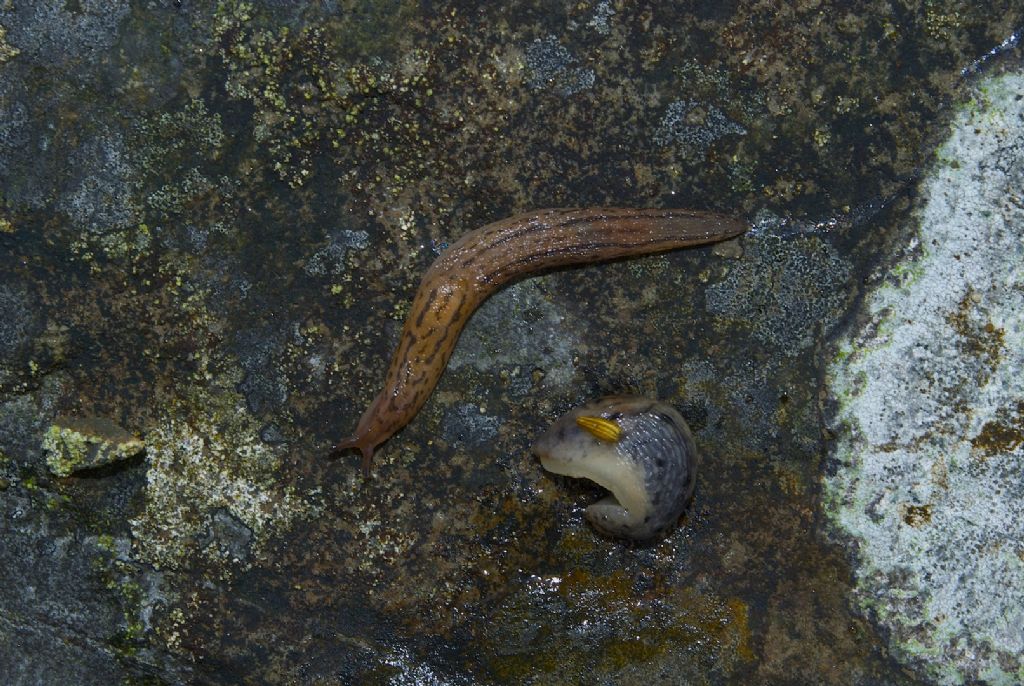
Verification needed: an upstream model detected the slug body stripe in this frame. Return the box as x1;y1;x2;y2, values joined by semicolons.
332;207;746;473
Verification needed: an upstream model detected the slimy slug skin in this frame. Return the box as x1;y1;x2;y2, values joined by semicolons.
533;396;698;542
332;208;746;474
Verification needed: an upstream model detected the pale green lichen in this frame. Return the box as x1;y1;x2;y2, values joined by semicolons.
42;417;145;477
65;97;228;270
211;0;435;190
129;379;321;575
134;98;227;219
0;23;19;65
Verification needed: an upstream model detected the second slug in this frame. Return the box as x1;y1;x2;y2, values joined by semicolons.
533;396;698;541
332;207;747;473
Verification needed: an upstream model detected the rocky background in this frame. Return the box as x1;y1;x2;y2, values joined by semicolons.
0;1;1021;684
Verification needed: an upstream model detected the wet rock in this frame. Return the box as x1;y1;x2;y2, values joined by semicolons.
707;233;853;356
524;35;596;96
0;282;41;389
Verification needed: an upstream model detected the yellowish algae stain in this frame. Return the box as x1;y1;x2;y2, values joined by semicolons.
969;400;1024;458
487;567;753;681
42;417;145;477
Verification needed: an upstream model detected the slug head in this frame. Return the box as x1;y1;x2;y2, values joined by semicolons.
330;391;390;475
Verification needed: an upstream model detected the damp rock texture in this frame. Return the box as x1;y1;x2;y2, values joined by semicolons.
824;72;1024;685
707;233;853;356
448;279;579;391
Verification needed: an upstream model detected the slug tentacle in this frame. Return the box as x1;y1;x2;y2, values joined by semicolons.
575;415;623;442
332;207;746;471
330;436;373;476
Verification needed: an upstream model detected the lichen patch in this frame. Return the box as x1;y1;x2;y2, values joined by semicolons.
129;386;319;575
824;72;1024;685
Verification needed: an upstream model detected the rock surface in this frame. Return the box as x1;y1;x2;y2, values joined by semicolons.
0;2;1021;684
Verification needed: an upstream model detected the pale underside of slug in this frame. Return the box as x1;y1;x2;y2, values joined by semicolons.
331;207;746;473
533;396;698;542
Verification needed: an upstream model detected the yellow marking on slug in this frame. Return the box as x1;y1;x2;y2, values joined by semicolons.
576;415;622;443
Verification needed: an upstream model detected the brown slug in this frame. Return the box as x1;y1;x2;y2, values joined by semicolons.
332;207;746;473
533;396;698;542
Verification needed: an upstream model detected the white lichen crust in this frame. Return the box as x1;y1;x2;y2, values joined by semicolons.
128;387;320;575
824;72;1024;685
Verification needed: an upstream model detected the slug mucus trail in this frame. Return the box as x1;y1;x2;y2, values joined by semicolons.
332;207;747;474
